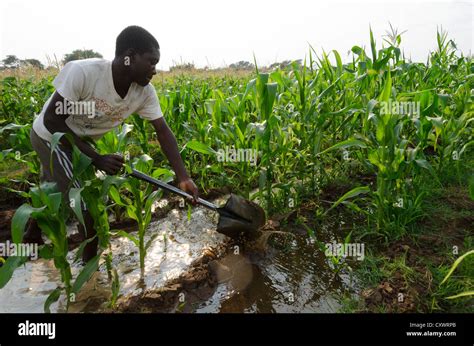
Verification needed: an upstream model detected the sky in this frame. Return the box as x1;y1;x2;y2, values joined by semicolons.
0;0;472;70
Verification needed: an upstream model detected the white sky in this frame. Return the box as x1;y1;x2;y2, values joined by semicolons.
0;0;472;70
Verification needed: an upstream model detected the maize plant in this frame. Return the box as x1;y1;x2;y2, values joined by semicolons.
108;155;173;277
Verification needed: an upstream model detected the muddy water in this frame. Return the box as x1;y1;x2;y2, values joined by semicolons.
0;200;227;313
0;196;358;313
197;219;359;313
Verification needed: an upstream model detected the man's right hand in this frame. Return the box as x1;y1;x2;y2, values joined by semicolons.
92;154;124;175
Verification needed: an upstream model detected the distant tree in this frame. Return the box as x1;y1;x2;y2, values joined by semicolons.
269;62;280;69
21;58;44;69
270;60;301;70
169;62;195;72
229;61;255;70
1;55;20;69
63;49;103;63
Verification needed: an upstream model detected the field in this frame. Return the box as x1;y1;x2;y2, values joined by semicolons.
0;29;472;313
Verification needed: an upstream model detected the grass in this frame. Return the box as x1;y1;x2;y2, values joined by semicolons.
0;65;256;86
0;159;30;179
340;184;473;313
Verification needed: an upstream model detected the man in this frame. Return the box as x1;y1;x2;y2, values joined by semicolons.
24;26;199;262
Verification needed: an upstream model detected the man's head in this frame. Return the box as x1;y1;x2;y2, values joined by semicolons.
115;26;160;86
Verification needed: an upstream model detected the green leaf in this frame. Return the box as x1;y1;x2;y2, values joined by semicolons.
264;83;278;118
440;250;474;285
71;147;93;178
446;291;474;300
351;46;364;56
39;244;54;260
428;116;444;130
414;159;439;184
326;186;371;213
0;123;26;134
73;236;98;263
369;26;377;63
69;188;85;226
258;169;266;191
185;140;216;155
115;230;139;247
109;186;126;206
49;132;72;174
133;154;154;173
344;231;352;245
459;140;474;157
102;176;127;199
152;168;174;182
317;76;343;100
36;217;61;248
367;99;378;115
318;139;367;156
235;124;245;144
72;254;100;294
3;187;29;199
469;176;474;201
44;288;61;313
0;256;28;289
118;123;134;150
145;233;160;252
11;204;46;243
414;159;433;172
47;192;63;214
126;206;139;222
332;50;343;75
144;190;162;225
379;69;392;103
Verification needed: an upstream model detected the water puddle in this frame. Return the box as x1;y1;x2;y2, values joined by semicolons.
0;201;227;313
0;195;359;313
197;217;360;313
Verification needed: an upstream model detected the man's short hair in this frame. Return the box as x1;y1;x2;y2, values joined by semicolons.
115;26;159;56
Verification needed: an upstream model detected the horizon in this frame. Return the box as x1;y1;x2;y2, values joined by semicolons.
1;0;472;70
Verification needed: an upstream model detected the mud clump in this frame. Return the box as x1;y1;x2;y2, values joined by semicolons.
116;248;221;313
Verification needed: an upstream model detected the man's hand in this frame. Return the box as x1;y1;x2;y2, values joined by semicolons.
178;178;199;205
92;154;124;175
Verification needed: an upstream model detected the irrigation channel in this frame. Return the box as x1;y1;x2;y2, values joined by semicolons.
0;194;358;313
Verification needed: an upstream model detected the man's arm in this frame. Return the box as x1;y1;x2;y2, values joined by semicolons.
43;91;124;175
150;117;199;203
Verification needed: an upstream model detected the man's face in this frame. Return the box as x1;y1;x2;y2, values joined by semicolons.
130;47;160;86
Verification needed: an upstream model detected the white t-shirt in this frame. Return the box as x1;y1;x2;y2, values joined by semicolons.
33;58;163;142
